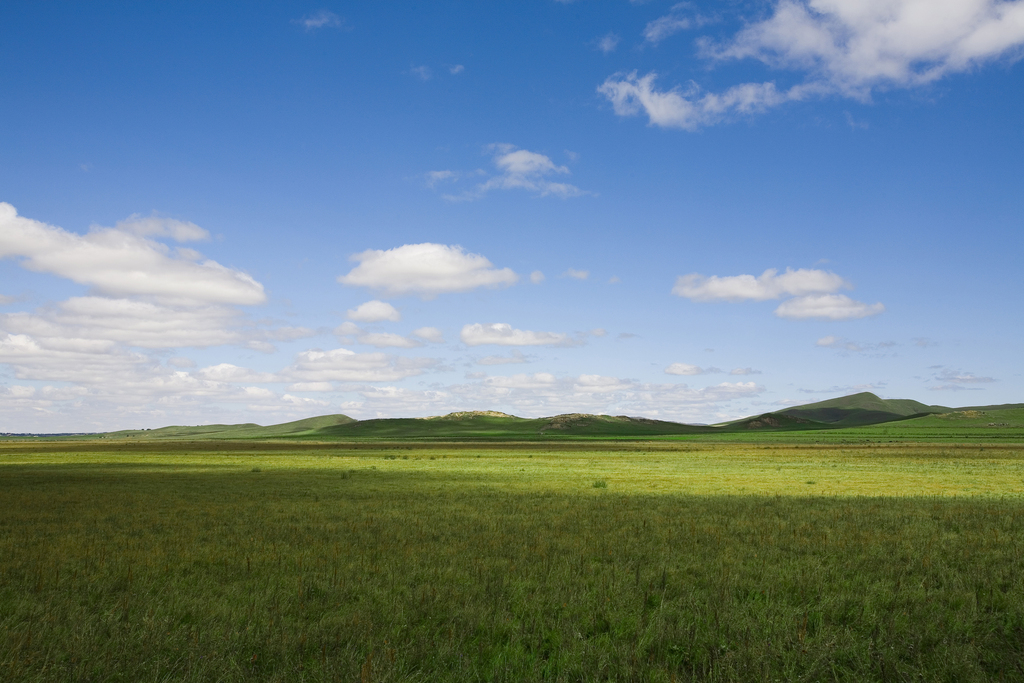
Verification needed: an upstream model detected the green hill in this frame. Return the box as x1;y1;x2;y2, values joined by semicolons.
777;392;950;427
313;411;711;440
78;394;1024;442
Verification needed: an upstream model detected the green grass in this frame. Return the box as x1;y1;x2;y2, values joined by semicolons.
2;441;1024;681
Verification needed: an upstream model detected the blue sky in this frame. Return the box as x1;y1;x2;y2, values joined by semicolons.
1;0;1022;431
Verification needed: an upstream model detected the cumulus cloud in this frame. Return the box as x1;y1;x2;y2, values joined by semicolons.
449;64;465;74
530;270;545;284
674;266;882;321
440;144;588;201
730;367;761;375
710;0;1024;96
565;268;589;280
673;267;848;301
0;203;265;305
460;323;580;347
338;243;518;298
775;294;884;320
602;0;1024;129
347;299;401;322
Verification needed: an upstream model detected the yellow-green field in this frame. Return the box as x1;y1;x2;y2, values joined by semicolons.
2;441;1024;681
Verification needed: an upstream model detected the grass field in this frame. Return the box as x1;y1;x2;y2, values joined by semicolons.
2;441;1024;681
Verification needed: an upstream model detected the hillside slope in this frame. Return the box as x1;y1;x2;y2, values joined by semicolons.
777;392;949;427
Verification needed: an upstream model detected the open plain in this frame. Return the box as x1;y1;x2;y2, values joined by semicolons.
2;439;1024;681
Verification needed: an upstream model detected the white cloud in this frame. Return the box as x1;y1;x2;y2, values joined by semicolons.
673;268;848;301
412;327;445;343
441;144;589;201
356;332;422;349
603;0;1024;129
710;0;1024;96
449;64;465;74
295;10;343;30
598;71;808;131
282;347;437;383
197;363;276;383
338;243;518;298
644;3;694;44
596;32;621;53
347;300;401;322
461;323;580;347
665;363;704;375
530;270;545;284
0;296;314;351
565;268;589;280
1;297;242;349
288;382;334;392
775;294;884;320
0;203;265;306
730;367;761;375
674;267;882;321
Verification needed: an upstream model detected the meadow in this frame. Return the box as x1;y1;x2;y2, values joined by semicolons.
2;440;1024;681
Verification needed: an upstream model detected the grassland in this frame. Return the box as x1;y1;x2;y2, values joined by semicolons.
2;440;1024;681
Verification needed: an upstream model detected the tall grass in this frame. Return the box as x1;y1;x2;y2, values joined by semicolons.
1;443;1023;681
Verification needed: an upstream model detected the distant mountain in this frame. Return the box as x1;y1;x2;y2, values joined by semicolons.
79;393;1023;441
726;392;951;430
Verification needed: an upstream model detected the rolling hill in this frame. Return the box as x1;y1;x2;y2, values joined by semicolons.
53;392;1022;441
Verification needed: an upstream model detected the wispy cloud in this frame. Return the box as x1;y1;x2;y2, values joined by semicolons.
294;10;344;31
665;363;722;376
408;65;432;81
816;336;897;353
461;323;583;348
643;3;710;44
434;144;589;201
595;32;620;53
